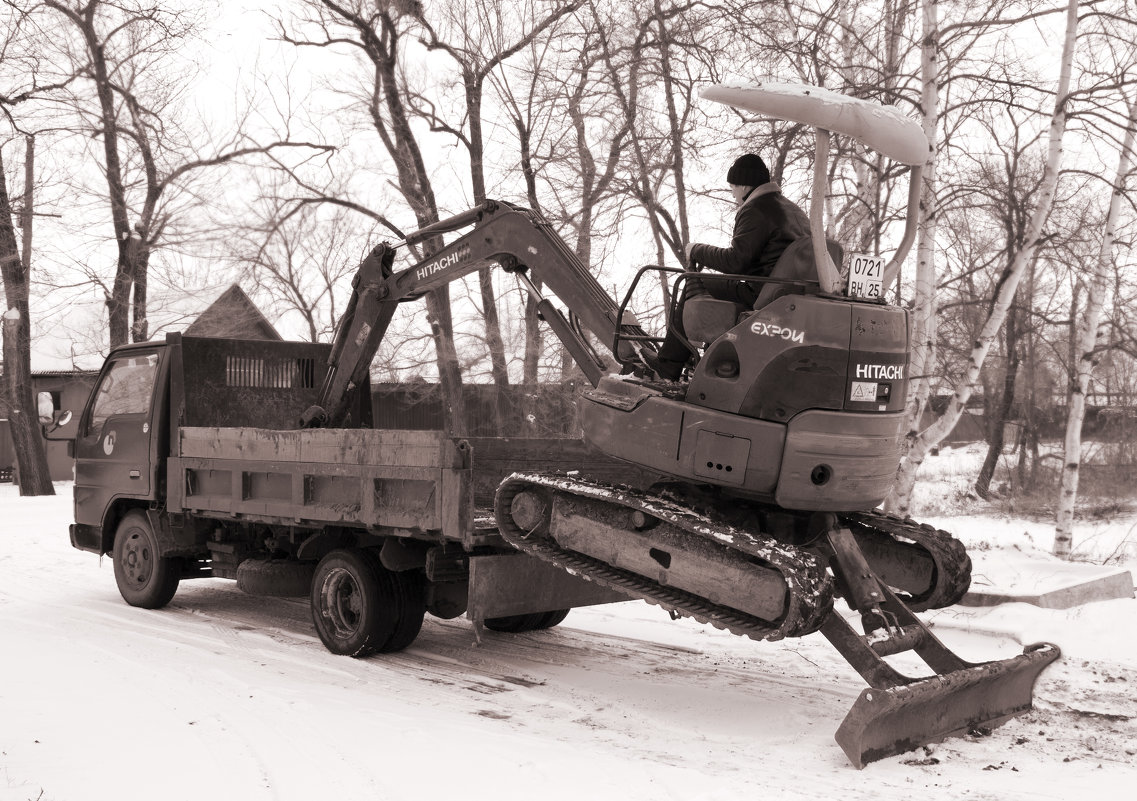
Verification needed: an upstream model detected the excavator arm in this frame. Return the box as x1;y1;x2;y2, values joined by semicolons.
301;200;650;428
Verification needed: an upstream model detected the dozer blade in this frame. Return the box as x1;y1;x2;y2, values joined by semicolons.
834;641;1060;768
819;523;1061;767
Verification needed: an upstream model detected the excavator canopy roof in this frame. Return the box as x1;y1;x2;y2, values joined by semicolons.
701;82;928;166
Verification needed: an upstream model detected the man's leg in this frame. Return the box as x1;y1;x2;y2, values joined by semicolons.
650;278;753;379
652;277;706;372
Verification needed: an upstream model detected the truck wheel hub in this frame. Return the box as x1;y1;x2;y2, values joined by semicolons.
121;533;151;585
318;567;364;635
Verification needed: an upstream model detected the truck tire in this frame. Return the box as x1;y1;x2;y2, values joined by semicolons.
536;609;570;629
310;549;425;657
112;510;180;609
237;558;316;597
361;550;426;653
484;609;570;633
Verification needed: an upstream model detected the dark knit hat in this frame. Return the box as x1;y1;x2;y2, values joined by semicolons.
726;153;770;187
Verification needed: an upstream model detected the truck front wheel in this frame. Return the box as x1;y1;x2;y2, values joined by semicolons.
112;511;180;609
311;549;425;657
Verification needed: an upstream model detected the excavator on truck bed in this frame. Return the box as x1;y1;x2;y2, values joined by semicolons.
300;82;1059;767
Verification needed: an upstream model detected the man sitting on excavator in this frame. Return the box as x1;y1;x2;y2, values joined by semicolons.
645;153;810;381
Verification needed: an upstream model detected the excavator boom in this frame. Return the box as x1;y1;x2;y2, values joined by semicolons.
302;200;649;428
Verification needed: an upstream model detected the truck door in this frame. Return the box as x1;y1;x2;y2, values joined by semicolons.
74;350;162;530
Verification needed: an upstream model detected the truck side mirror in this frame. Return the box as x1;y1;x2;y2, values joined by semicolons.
38;391;73;437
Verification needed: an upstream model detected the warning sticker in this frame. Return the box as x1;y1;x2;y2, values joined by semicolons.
850;381;878;402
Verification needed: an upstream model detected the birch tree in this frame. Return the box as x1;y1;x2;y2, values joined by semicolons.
1055;90;1137;557
890;0;1080;515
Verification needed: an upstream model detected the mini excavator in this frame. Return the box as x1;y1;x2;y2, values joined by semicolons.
304;82;1059;767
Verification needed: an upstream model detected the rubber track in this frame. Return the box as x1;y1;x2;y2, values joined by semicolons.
495;473;834;642
643;482;972;613
840;510;972;612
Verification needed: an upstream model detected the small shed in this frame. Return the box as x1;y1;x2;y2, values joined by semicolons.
184;284;282;341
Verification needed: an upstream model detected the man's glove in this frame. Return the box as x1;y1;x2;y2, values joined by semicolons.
684;242;701;270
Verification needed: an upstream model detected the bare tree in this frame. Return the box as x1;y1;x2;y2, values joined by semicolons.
1;136;53;495
230;199;370;343
412;0;582;429
283;0;478;434
0;2;75;496
47;0;331;348
490;33;558;383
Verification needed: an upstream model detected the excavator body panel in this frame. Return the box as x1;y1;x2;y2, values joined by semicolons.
581;293;909;510
580;382;786;496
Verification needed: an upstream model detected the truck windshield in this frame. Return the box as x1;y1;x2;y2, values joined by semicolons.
86;353;159;438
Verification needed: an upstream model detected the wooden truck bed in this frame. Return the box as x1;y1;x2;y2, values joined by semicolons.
167;427;482;544
166;427;660;549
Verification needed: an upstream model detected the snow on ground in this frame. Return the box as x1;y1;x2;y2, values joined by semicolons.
1;455;1135;801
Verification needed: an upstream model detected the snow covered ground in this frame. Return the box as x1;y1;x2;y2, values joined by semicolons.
2;455;1135;801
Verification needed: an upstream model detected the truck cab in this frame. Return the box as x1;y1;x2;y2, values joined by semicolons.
70;343;168;554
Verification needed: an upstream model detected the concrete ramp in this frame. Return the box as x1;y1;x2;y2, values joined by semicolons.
961;551;1134;609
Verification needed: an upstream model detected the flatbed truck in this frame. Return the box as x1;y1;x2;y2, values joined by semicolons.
57;333;632;655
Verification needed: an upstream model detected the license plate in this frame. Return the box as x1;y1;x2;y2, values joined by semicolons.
848;254;885;299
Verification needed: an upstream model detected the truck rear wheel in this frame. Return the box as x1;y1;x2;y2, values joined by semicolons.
310;549;425;657
536;609;571;629
361;550;426;653
112;511;180;609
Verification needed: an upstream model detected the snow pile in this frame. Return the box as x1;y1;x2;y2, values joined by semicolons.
1;467;1134;801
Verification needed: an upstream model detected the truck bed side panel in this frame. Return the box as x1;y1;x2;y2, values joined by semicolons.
168;427;471;537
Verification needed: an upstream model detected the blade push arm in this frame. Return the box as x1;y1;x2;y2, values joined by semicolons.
302;200;648;428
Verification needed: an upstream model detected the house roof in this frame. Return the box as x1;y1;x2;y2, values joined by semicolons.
31;370;98;378
184;284;282;341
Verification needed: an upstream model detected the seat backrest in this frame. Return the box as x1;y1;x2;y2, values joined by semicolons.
753;237;843;308
682;297;749;346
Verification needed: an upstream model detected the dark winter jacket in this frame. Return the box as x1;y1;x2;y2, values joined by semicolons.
688;183;810;277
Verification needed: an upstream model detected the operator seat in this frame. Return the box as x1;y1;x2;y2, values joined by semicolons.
682;237;843;346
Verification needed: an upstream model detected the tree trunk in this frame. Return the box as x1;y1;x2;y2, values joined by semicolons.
889;0;940;515
364;9;467;436
130;236;150;342
975;299;1019;499
426;292;468;438
514;115;544;385
654;0;689;247
1054;91;1137;557
465;72;510;434
0;140;53;496
47;1;137;347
